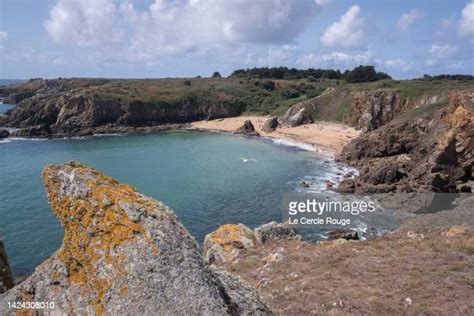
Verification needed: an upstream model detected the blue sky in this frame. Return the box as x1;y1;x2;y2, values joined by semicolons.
0;0;473;79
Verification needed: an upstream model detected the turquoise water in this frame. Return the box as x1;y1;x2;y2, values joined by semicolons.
0;131;323;278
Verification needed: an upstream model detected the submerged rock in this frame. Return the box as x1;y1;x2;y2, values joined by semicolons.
262;117;278;133
0;161;271;315
0;240;14;294
235;120;259;136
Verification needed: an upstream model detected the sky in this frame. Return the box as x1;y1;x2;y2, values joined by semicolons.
0;0;473;79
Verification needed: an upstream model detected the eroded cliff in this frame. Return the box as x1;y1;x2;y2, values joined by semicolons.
338;90;473;193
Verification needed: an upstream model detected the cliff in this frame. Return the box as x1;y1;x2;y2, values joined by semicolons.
0;79;244;137
338;90;473;193
0;77;334;137
0;161;271;315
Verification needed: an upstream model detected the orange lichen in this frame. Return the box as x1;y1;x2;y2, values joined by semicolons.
208;224;254;252
40;162;162;313
119;286;127;296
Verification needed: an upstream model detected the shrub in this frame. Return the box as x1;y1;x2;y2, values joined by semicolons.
261;79;275;91
281;88;300;99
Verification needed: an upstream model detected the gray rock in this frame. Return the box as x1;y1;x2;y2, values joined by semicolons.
281;105;312;127
235;120;259;136
327;229;359;240
0;240;14;294
262;117;278;133
0;161;271;315
254;222;299;244
0;129;9;139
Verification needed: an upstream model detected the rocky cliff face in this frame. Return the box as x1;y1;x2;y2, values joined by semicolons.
0;241;14;294
348;89;448;132
338;90;473;193
0;162;271;315
0;79;242;137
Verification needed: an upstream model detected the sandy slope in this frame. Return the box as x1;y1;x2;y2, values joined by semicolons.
190;116;359;156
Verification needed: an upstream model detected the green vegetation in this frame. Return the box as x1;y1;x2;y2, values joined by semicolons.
230;65;391;83
342;65;390;83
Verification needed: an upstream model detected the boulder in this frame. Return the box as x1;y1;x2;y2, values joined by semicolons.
262;116;278;133
0;161;271;315
235;120;259;136
254;222;299;244
0;240;14;294
0;129;9;139
281;106;312;127
204;224;256;264
327;229;359;241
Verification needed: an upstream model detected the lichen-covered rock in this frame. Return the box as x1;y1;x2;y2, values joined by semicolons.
213;269;273;315
254;222;299;244
235;120;259;136
262;117;278;133
0;161;271;315
0;240;14;294
204;224;256;264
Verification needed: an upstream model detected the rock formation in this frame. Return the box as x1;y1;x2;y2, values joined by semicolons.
235;120;259;136
0;79;243;138
0;129;9;139
280;105;312;127
262;117;278;133
0;240;14;294
204;224;256;265
0;161;271;315
204;222;299;264
254;222;298;244
338;90;473;193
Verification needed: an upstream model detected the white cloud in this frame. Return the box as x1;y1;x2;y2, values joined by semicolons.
320;5;366;48
315;0;331;8
296;49;374;69
376;58;413;72
44;0;124;46
0;31;7;51
396;9;423;33
246;45;295;67
459;0;474;39
429;44;457;58
122;0;319;59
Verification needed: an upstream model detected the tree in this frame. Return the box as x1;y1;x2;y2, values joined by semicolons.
212;72;222;78
343;65;391;83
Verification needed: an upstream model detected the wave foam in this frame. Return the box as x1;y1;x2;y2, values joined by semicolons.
270;138;318;151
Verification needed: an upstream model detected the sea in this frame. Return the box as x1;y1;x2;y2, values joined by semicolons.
0;79;397;279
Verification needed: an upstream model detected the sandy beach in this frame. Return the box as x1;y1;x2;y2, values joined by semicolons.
190;116;360;156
